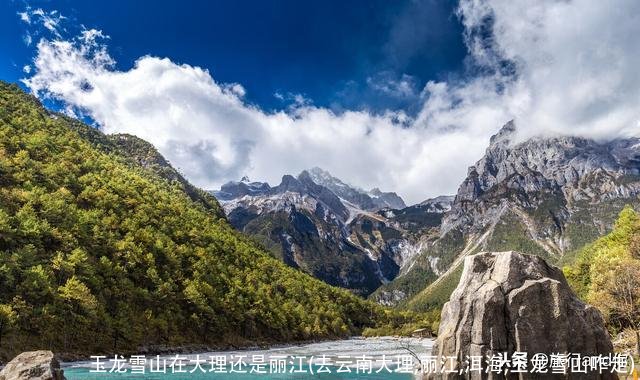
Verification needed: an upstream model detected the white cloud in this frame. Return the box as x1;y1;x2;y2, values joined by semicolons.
18;11;31;24
455;0;640;141
38;9;64;35
223;83;246;98
366;72;418;99
273;91;312;109
24;35;479;203
21;0;640;204
79;28;109;45
19;7;66;45
26;8;65;36
23;33;32;46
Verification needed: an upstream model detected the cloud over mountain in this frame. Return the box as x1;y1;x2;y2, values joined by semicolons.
456;0;640;141
21;0;640;204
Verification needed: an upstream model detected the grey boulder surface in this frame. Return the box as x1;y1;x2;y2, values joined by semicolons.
0;351;64;380
429;251;615;379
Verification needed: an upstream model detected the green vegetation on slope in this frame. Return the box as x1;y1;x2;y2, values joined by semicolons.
241;210;382;296
559;198;640;266
565;205;640;299
565;206;640;354
483;211;550;260
405;262;463;313
61;115;224;217
0;82;392;361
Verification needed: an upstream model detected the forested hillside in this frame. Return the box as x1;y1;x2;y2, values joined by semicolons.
565;206;640;354
0;82;392;361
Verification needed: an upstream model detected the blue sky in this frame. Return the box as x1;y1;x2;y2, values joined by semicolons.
3;0;639;203
1;0;466;114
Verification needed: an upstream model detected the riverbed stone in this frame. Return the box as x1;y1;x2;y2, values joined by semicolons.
0;351;65;380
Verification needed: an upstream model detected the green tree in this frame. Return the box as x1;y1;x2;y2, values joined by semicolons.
0;304;16;348
589;258;640;356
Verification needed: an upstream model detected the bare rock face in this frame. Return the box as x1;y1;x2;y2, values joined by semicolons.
430;251;615;379
442;121;640;238
0;351;65;380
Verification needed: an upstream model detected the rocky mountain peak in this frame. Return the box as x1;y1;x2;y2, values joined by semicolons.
210;167;427;295
374;125;640;309
418;195;454;213
276;174;306;193
214;177;271;201
488;119;516;148
435;123;640;264
368;189;406;210
369;187;383;196
296;169;319;188
305;167;406;211
307;167;336;183
482;133;638;199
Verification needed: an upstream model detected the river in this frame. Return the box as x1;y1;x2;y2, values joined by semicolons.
63;336;434;379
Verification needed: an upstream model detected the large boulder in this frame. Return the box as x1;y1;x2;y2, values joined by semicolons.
0;351;64;380
429;251;615;379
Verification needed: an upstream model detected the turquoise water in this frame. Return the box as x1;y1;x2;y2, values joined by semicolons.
64;366;412;379
62;337;431;380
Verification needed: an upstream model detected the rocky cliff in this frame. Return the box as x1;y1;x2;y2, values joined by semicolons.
382;122;640;309
443;120;640;243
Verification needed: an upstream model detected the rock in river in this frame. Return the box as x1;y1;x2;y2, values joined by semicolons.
0;351;64;380
428;251;615;379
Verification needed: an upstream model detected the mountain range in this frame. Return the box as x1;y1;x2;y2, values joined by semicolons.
212;121;640;311
212;167;436;295
6;72;639;363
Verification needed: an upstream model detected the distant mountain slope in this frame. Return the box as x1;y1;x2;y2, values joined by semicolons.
212;169;448;296
213;172;384;295
306;167;406;210
379;121;640;310
0;82;390;361
212;120;640;309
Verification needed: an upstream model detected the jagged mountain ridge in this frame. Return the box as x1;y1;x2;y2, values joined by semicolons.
376;121;640;310
443;120;640;241
212;169;448;296
306;167;406;211
212;121;640;306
